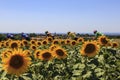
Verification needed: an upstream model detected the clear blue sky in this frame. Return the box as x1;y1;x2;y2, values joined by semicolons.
0;0;120;33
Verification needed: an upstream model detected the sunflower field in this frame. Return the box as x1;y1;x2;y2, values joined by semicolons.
0;32;120;80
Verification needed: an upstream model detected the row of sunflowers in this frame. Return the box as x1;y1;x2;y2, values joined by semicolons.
0;35;120;80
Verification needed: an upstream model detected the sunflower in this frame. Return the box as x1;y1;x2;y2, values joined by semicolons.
30;45;37;50
42;40;48;45
34;49;41;59
1;51;11;58
22;40;29;47
65;39;71;45
60;39;65;45
98;36;109;46
77;37;84;43
112;42;119;48
80;41;100;57
9;41;20;49
46;37;53;42
39;50;53;61
52;39;60;45
53;47;67;59
71;40;77;46
49;44;59;51
30;40;36;45
24;50;31;56
2;49;31;76
36;41;41;47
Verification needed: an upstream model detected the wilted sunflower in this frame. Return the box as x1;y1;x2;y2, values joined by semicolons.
53;47;67;59
39;50;53;61
34;49;41;59
9;41;20;49
112;42;119;48
98;36;109;46
80;41;100;57
2;49;31;76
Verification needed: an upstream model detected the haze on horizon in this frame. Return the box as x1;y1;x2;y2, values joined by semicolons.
0;0;120;33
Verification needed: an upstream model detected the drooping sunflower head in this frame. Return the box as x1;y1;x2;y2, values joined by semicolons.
2;49;31;76
9;41;20;49
39;50;53;61
53;47;67;59
80;41;100;57
98;36;109;46
34;49;41;59
112;42;119;48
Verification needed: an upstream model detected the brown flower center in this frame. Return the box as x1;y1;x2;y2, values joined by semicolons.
84;44;96;54
56;49;64;56
9;55;24;69
11;43;18;48
42;52;51;59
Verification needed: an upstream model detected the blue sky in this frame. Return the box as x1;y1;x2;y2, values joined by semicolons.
0;0;120;33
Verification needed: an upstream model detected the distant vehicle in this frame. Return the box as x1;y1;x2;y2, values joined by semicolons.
7;33;14;39
21;33;30;40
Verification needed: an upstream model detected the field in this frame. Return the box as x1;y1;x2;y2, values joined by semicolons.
0;32;120;80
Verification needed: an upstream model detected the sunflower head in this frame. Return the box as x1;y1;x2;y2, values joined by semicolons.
2;49;31;76
24;50;31;56
9;41;20;49
36;41;41;46
98;36;109;46
49;44;59;51
112;42;119;48
80;41;100;57
77;37;84;43
60;40;65;45
42;40;48;45
30;40;36;45
52;39;60;45
30;45;37;50
71;40;77;46
22;40;29;47
47;37;53;42
65;39;71;44
34;49;41;59
39;50;53;61
53;47;67;59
